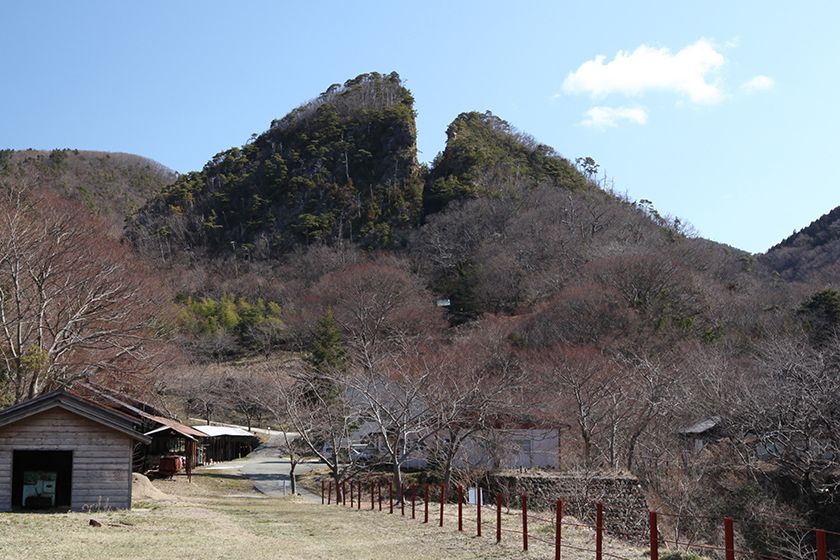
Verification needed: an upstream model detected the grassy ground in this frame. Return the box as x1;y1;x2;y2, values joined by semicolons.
0;467;648;560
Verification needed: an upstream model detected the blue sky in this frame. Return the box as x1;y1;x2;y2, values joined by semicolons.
1;1;837;253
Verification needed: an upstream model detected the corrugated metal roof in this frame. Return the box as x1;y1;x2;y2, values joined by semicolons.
144;425;198;441
192;425;254;438
147;415;207;438
678;416;722;435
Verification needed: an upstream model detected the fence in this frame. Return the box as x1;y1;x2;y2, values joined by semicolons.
319;478;840;560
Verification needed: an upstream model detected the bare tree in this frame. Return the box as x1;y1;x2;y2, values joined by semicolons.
0;187;164;403
347;342;441;501
424;322;522;489
262;364;361;501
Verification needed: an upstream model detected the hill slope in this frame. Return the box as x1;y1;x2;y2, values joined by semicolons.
762;205;840;281
424;111;588;214
131;72;423;260
0;149;175;230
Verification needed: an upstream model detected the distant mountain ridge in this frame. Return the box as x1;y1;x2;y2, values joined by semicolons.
762;204;840;281
0;149;175;230
130;72;424;259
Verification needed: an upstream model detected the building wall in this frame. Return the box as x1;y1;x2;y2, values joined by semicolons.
457;429;560;469
0;407;133;512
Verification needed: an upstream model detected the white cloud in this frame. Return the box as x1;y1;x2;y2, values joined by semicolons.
724;36;741;49
742;74;775;93
581;106;649;128
562;39;725;104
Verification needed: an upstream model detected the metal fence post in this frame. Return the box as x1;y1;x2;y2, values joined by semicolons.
649;511;658;560
439;483;446;527
327;481;332;505
321;480;325;505
596;502;603;560
477;487;482;537
378;479;382;511
342;480;346;506
370;481;375;510
817;529;827;560
724;517;735;560
401;484;405;516
522;495;528;551
424;484;430;523
389;480;394;514
555;499;563;560
412;484;417;519
496;492;502;543
350;480;353;507
458;485;463;532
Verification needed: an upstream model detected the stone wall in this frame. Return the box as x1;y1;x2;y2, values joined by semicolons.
490;471;650;542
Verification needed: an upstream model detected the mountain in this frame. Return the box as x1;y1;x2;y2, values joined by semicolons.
0;149;175;230
762;205;840;282
130;72;423;260
423;111;588;214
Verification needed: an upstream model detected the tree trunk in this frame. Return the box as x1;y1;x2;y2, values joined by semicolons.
333;470;342;503
442;447;456;492
392;461;403;503
289;461;297;495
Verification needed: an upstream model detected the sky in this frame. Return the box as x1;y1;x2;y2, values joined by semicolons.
1;1;838;253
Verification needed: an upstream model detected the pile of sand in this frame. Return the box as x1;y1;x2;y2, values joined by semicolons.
132;473;171;501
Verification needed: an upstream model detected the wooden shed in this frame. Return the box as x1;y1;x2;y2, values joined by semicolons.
0;389;151;512
192;425;259;462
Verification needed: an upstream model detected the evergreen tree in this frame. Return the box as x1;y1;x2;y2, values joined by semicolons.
307;309;347;372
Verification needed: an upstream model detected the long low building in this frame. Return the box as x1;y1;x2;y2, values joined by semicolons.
192;425;259;462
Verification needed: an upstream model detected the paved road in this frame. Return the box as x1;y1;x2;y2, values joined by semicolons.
206;433;323;501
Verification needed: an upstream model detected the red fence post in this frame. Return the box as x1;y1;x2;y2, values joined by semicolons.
342;480;346;506
327;481;332;505
724;517;735;560
412;484;417;519
350;480;354;507
389;480;394;514
439;483;446;527
522;494;529;551
378;479;382;511
555;499;563;560
595;502;603;560
649;511;659;560
321;480;325;505
424;484;430;523
370;481;375;510
458;485;463;532
817;529;827;560
477;487;482;537
496;492;503;543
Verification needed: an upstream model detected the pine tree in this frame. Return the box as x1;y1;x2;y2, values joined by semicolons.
307;309;347;372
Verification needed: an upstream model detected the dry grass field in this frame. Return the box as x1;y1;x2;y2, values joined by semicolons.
0;468;647;560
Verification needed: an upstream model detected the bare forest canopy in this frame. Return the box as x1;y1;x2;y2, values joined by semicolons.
762;204;840;282
0;148;176;232
3;70;840;555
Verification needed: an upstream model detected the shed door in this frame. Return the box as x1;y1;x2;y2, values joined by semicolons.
12;450;73;509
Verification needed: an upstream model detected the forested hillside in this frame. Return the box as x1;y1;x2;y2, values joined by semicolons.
131;72;423;260
3;70;840;556
763;205;840;281
423;111;588;214
0;148;175;230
